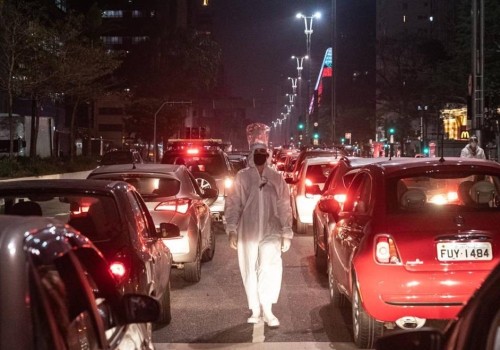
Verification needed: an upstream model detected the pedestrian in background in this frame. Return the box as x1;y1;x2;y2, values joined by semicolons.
461;136;486;159
225;142;293;328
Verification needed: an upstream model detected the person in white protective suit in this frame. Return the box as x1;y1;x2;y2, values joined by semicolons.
225;142;293;328
460;135;486;159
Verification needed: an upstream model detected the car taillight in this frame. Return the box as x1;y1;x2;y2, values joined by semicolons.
187;148;199;155
224;177;233;189
109;252;130;285
375;235;401;264
333;193;347;203
155;199;190;214
305;178;313;187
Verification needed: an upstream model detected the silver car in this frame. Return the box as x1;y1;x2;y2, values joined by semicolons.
88;163;218;282
0;215;160;350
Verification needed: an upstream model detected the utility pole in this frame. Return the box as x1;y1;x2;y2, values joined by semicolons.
471;0;484;144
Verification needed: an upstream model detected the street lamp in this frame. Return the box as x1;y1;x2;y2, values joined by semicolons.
291;55;308;79
153;101;170;164
296;11;321;137
288;77;298;94
286;93;296;104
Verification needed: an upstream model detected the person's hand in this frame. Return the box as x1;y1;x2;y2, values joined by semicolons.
282;238;291;252
228;232;238;250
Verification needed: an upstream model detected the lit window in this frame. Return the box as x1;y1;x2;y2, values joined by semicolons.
403;15;406;23
429;16;434;22
102;10;123;18
55;0;67;11
132;36;149;44
100;36;123;45
203;0;209;5
132;10;142;17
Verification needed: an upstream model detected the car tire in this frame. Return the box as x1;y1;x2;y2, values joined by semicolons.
201;225;216;262
192;172;218;206
156;281;172;325
352;279;384;349
184;238;201;282
314;224;327;273
327;257;347;307
296;219;308;235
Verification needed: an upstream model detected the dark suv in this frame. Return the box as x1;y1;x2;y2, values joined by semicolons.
0;179;174;325
161;139;235;223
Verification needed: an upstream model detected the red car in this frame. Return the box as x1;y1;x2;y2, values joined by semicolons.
326;157;500;348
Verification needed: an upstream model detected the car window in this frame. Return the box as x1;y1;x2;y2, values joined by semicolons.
187;170;204;196
31;257;101;350
343;173;372;214
163;154;227;175
388;173;500;213
126;191;151;238
0;194;121;242
305;164;336;184
101;151;133;165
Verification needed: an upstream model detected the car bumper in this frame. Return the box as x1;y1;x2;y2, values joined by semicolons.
356;267;491;322
296;195;320;224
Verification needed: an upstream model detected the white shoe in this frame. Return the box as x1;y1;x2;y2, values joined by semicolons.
263;314;280;327
247;315;261;324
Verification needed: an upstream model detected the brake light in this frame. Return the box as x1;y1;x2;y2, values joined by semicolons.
155;199;190;214
71;205;90;216
110;262;126;278
187;148;199;155
375;235;401;264
224;177;233;189
333;194;347;203
305;178;313;187
447;191;458;201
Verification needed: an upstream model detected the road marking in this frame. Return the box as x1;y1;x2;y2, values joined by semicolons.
252;320;265;343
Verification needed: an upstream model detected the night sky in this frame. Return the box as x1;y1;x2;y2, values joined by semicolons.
212;0;333;105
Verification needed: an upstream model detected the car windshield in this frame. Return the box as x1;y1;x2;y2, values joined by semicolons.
162;154;227;176
101;152;133;165
0;193;121;241
305;164;336;184
387;173;500;213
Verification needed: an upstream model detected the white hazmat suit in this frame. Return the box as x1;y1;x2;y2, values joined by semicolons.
225;143;293;326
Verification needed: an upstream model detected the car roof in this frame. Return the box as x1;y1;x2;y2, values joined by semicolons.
303;156;340;165
91;163;181;176
0;178;127;192
362;157;500;176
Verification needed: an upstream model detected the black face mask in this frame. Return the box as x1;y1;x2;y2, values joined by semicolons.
253;153;268;166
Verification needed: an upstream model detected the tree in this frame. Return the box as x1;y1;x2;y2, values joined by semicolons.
0;0;44;158
51;14;122;161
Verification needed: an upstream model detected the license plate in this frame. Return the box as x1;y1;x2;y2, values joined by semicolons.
437;242;492;261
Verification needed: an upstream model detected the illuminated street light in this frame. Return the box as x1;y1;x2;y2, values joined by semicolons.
288;77;298;94
296;11;321;137
286;93;296;104
291;55;308;79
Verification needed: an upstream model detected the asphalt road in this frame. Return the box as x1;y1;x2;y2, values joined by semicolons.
152;228;360;350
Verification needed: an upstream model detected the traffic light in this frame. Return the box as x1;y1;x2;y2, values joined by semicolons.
388;127;395;135
341;137;345;144
298;122;304;130
313;133;319;139
423;147;429;155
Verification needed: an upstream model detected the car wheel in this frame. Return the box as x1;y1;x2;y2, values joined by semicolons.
156;281;172;325
201;226;216;262
193;172;218;206
327;257;346;307
184;238;201;282
296;219;308;235
352;279;384;348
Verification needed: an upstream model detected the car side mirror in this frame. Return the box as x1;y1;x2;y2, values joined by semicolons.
158;223;180;239
318;197;340;214
121;294;160;324
375;328;444;350
202;188;218;199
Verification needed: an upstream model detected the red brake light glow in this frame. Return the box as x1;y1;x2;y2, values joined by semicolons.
333;194;347;203
305;178;313;187
155;199;190;214
110;261;127;282
187;148;199;155
375;235;401;264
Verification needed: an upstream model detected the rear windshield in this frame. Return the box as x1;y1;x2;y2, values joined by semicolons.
387;173;500;213
91;175;181;199
305;164;336;183
0;193;121;241
100;152;133;165
162;154;227;175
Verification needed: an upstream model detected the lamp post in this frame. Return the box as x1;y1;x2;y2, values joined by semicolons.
288;77;298;95
296;11;321;139
291;55;308;79
153;101;170;164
